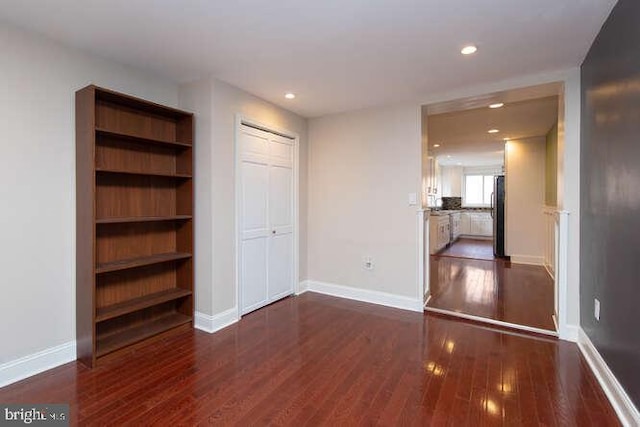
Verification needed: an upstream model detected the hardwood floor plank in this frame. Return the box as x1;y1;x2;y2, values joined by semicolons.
0;293;619;426
436;237;495;260
427;254;556;331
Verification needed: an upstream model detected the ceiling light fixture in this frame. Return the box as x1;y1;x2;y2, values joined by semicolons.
433;144;440;148
489;103;504;109
488;129;500;134
461;45;478;55
284;92;296;99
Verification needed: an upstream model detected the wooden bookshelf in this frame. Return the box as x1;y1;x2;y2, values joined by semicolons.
96;288;192;322
95;167;192;179
95;252;193;274
96;312;192;357
95;127;193;148
76;85;194;367
96;215;192;224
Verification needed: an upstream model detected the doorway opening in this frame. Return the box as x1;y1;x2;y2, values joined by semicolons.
421;83;562;336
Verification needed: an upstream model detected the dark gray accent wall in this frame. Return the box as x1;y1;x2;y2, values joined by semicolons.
581;0;640;408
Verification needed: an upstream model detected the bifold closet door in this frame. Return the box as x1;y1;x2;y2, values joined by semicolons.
239;125;294;315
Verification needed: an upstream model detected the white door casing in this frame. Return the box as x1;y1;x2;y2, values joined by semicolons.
237;120;298;316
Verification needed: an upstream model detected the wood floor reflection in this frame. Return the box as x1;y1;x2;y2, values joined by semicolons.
436;237;495;261
427;254;556;331
0;293;617;425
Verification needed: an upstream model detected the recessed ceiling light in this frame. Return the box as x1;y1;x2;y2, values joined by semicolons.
461;45;478;55
489;103;504;109
284;92;296;99
433;144;440;148
488;129;500;134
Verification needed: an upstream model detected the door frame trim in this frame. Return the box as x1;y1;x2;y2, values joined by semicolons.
234;115;300;316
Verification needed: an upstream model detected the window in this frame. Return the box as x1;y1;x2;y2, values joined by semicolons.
464;174;494;206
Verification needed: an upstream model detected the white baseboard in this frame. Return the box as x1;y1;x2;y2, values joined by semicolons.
424;294;432;307
510;254;544;266
307;280;423;313
194;307;239;334
296;280;310;295
0;341;76;388
544;263;555;280
458;234;492;241
578;328;640;426
559;324;579;342
424;306;558;337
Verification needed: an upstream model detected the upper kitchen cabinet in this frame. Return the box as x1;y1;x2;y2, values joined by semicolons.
425;156;442;196
440;165;464;197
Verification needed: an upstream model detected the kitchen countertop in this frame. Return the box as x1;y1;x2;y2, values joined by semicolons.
429;209;491;216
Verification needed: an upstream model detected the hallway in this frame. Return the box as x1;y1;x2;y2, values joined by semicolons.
426;245;556;333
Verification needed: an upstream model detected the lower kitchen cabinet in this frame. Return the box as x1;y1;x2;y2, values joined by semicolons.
429;215;450;254
461;212;493;237
450;213;461;241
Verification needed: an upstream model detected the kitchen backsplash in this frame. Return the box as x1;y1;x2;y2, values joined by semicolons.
440;197;491;212
441;197;461;209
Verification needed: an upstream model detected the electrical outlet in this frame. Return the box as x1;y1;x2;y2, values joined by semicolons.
594;298;600;321
363;256;374;271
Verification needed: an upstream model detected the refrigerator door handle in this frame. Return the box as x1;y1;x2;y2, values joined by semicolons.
490;192;494;218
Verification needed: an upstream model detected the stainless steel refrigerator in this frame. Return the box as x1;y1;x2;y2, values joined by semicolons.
492;175;506;257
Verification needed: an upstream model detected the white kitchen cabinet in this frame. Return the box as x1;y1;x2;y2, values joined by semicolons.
461;212;493;237
460;212;470;235
478;215;493;236
440;166;464;197
429;215;450;254
426;157;441;196
450;213;461;241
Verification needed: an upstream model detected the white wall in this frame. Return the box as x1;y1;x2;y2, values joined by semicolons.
505;137;546;264
307;104;422;300
178;80;214;315
0;23;179;365
421;107;430;207
179;77;308;317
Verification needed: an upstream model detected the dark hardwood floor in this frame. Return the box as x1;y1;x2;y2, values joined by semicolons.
436;238;495;261
0;293;617;426
427;255;556;332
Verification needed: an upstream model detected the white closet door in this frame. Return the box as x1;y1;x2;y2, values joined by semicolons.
239;125;294;315
268;134;294;301
239;126;270;314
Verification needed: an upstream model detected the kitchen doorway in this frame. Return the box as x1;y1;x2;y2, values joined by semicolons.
421;84;560;336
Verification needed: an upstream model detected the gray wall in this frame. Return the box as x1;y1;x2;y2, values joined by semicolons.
581;0;640;407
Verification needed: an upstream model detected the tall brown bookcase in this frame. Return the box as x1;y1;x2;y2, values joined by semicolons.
76;85;194;367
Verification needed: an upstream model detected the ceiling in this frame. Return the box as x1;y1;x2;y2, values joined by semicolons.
0;0;616;117
428;95;558;166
